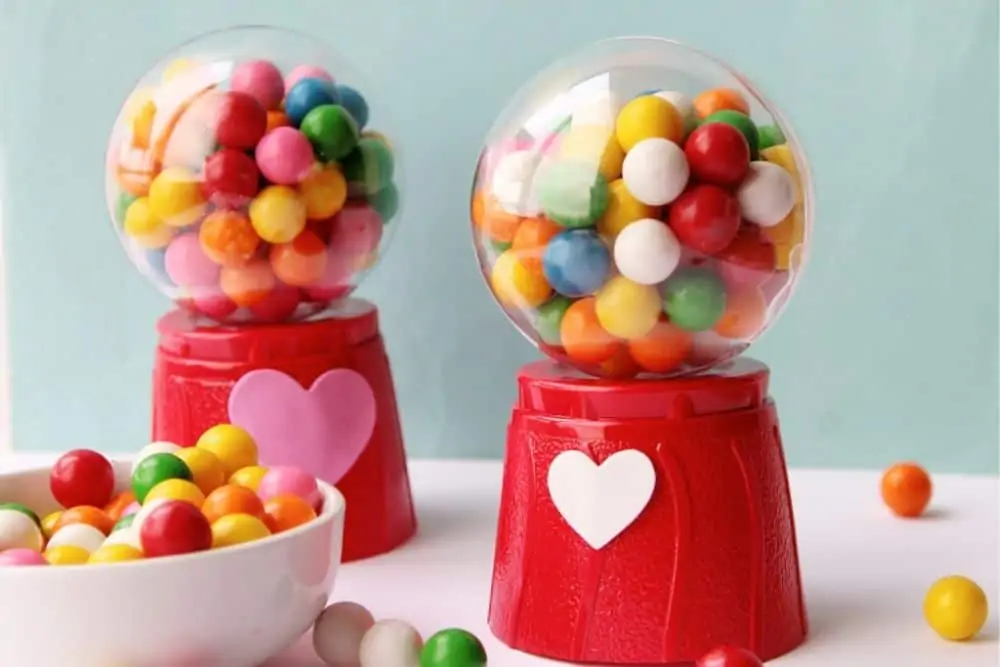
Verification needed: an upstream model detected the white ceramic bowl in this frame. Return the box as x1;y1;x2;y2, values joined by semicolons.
0;461;345;667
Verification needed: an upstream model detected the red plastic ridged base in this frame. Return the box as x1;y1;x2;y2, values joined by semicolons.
488;359;807;664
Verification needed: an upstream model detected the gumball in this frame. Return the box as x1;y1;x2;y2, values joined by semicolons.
597;178;660;239
54;506;115;536
199;210;260;268
190;293;239;321
758;124;786;151
140;500;212;557
615;94;684;151
714;287;767;339
263;495;318;533
491;250;552;309
116;191;139;224
628;318;694;373
313;601;376;667
337;84;370;129
683;123;750;186
202;485;267;525
476;194;522;244
621;138;689;206
104;490;137;522
330;203;383;256
201;148;260;209
736;161;796;227
230;59;285;110
715;225;777;290
132;441;181;474
40;511;62;539
50;449;115;509
359;620;423;667
299;165;348;220
0;502;40;527
701;110;760;159
0;509;44;552
131;452;193;504
301;105;359;162
693;88;750;120
490;150;545;216
131;498;169;533
667;185;742;255
613;218;681;285
560;297;618;365
165;233;221;287
249;185;308;242
267;110;290;133
695;645;763;667
113;514;136;533
285;77;341;127
270;230;328;286
229;465;269;492
47;523;106;554
210;513;272;549
214;91;268;150
881;462;933;518
558;124;625;182
511;217;562;269
420;628;488;667
286;65;334;93
220;259;278;307
248;283;302;322
44;544;91;566
595;276;661;340
542;229;611;297
101;527;143;552
173;447;227;496
341;137;394;196
145;479;207;508
662;267;727;332
758;145;804;270
258;466;322;508
255;128;316;186
0;549;47;566
196;424;259;477
89;543;144;564
123;197;174;249
653;90;697;133
924;576;989;641
537;160;610;228
148;166;207;228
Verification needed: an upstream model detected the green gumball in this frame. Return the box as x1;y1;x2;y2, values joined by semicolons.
534;296;573;345
342;137;395;196
701;110;760;159
131;453;192;503
113;514;135;533
537;160;609;228
0;502;40;527
116;192;138;226
758;123;787;151
662;267;727;332
369;182;399;223
301;104;359;162
420;628;488;667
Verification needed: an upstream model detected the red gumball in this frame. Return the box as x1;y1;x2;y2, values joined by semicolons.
696;645;764;667
201;148;260;209
715;225;777;290
248;282;302;322
668;184;741;255
214;91;267;150
140;500;212;558
684;122;750;186
50;449;115;509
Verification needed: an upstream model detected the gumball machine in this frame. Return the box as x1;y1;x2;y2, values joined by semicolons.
105;26;415;562
473;38;813;663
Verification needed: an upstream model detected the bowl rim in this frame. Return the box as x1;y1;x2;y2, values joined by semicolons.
0;460;345;573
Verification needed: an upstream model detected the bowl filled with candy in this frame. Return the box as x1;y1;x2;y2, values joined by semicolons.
471;37;813;378
106;26;401;324
0;425;345;667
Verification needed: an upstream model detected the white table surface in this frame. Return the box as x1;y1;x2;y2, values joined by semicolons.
3;453;999;666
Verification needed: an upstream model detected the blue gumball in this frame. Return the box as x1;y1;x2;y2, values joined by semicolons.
284;77;341;126
336;84;369;129
542;229;611;298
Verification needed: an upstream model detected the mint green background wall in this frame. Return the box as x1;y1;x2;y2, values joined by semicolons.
1;0;996;472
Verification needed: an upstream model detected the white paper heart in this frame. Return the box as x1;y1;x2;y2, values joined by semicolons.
547;449;656;550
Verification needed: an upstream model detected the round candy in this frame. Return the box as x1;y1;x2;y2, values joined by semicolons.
490;250;551;309
210;513;271;549
101;526;143;552
370;182;400;223
337;85;370;129
558;124;625;182
249;283;302;322
139;500;212;557
201;148;260;210
220;259;277;307
924;576;989;641
693;88;750;120
653;90;697;132
229;465;269;492
301;105;360;161
132;441;181;474
54;505;115;536
89;543;144;564
542;229;611;297
131;498;169;532
132;453;192;503
490;150;545;216
595;276;661;340
537;160;610;228
534;296;573;345
196;424;259;477
695;645;763;667
214;91;267;150
123;197;174;249
684;122;750;186
597;178;660;239
44;544;91;566
230;59;285;110
145;478;206;508
50;449;115;509
199;210;260;268
40;511;62;539
258;466;322;508
420;628;488;667
560;297;618;365
255;128;316;186
662;267;727;332
510;217;561;270
285;77;340;127
148;167;206;228
701;110;760;159
313;601;376;667
0;502;40;527
342;137;394;196
715;225;777;290
621;138;689;206
613;218;681;285
758;124;786;151
202;484;267;524
881;462;933;518
113;514;136;533
300;165;348;220
714;287;767;340
628;318;694;373
0;548;47;566
359;620;423;667
0;509;45;552
286;65;334;93
173;446;227;495
667;185;742;255
47;523;106;554
615;95;684;151
267;110;291;132
264;495;318;533
105;490;137;522
249;185;308;243
165;233;220;287
270;230;328;287
736;162;796;227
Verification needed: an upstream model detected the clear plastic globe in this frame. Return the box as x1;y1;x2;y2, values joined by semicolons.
471;37;813;379
106;26;401;324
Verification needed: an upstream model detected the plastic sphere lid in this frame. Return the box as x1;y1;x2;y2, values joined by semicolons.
105;26;402;325
470;37;813;379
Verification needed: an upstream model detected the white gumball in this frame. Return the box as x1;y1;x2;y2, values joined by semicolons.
613;218;682;285
0;509;44;553
131;441;181;474
490;150;546;216
654;90;697;132
102;527;142;551
47;524;105;554
571;90;622;129
622;138;689;206
737;161;796;227
313;601;376;667
359;619;423;667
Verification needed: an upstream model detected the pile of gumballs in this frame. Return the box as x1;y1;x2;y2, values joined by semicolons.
473;85;806;378
109;57;399;324
0;424;324;565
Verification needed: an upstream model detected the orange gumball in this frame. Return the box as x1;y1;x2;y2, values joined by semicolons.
264;495;318;533
881;463;933;518
199;210;260;268
511;217;562;270
560;297;619;365
270;230;328;286
693;87;750;119
266;110;290;133
104;490;137;522
628;318;694;373
480;195;523;243
55;506;115;536
714;287;768;340
220;259;276;307
471;190;487;229
202;484;267;525
595;345;641;379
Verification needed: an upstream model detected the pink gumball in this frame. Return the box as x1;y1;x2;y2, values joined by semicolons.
302;246;354;303
230;59;285;111
329;203;383;257
248;282;301;322
255;127;316;185
193;292;239;322
258;466;321;508
285;65;334;93
0;549;47;566
165;234;221;287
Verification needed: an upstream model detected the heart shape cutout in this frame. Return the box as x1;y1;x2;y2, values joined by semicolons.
547;449;656;550
228;369;376;484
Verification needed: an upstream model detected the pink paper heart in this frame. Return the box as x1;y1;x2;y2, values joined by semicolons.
228;369;376;484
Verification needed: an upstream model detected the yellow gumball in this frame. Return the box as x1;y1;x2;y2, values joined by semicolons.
597;179;660;240
759;144;805;270
249;186;307;243
44;545;90;566
299;166;348;220
196;424;259;478
89;544;144;564
491;250;552;309
145;479;206;508
615;95;684;152
161;58;197;83
123;197;174;249
924;575;989;641
558;125;625;182
595;276;661;340
229;465;269;492
174;447;227;495
41;511;63;540
211;514;272;549
148;166;206;228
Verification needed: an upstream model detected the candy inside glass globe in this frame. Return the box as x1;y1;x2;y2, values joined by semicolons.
106;26;401;324
471;37;812;379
